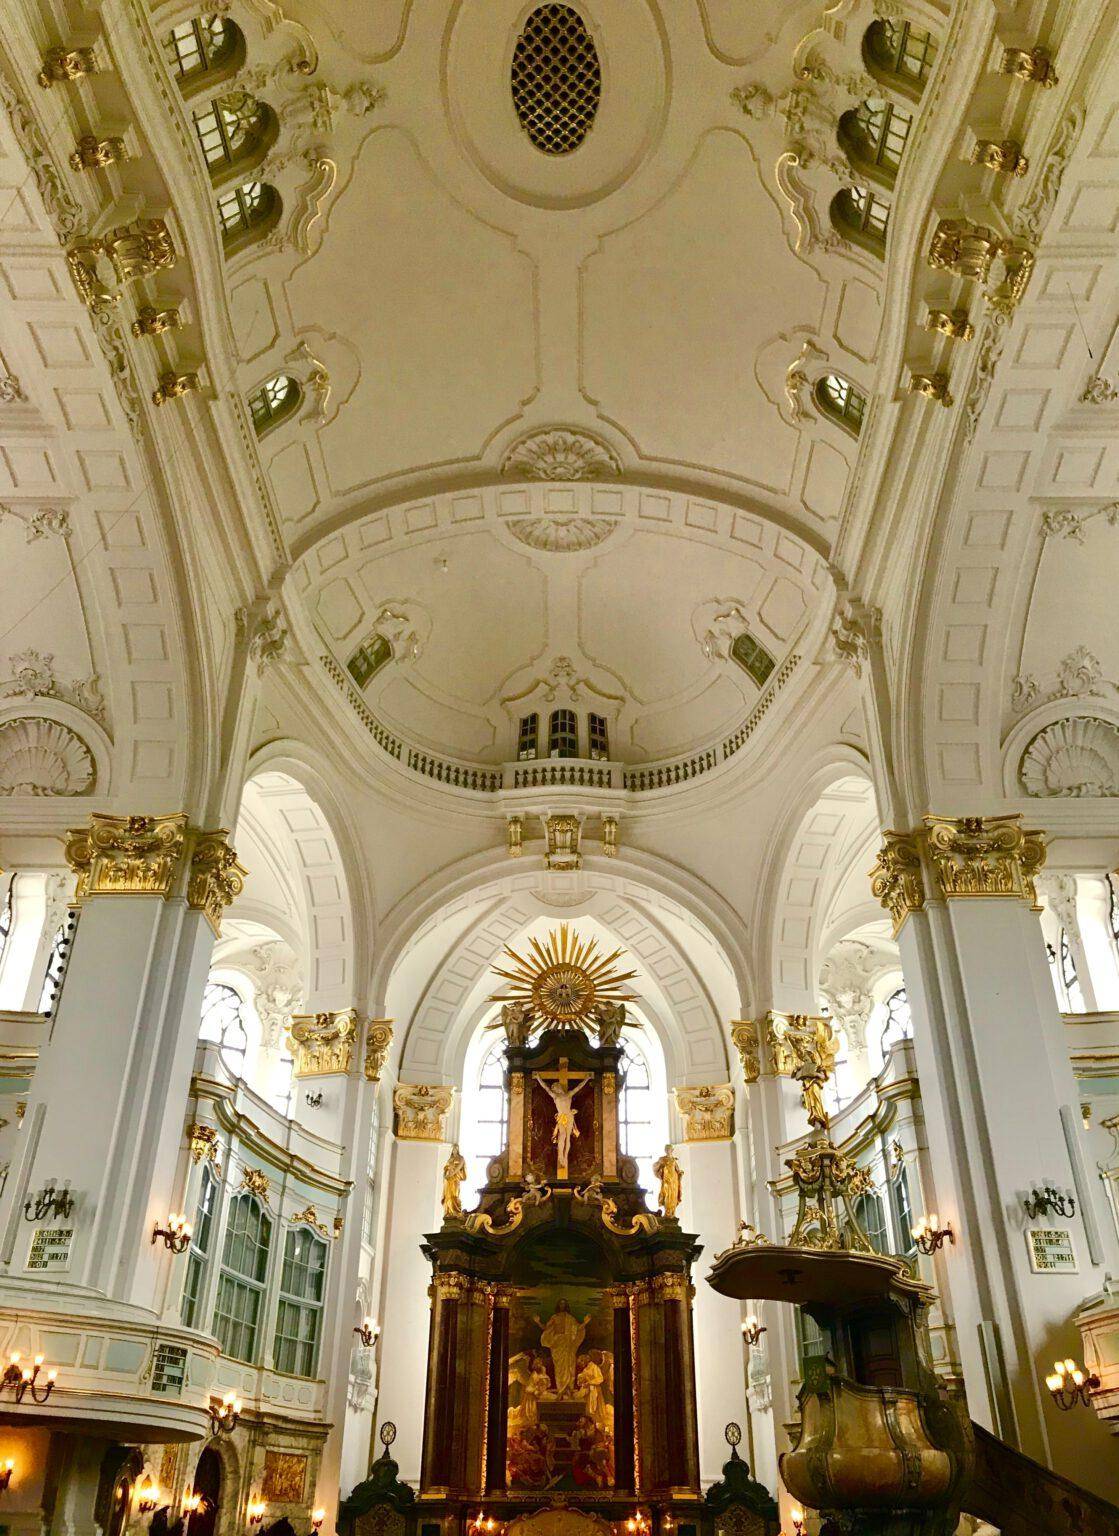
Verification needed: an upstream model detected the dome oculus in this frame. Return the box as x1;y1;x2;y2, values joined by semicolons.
511;5;601;156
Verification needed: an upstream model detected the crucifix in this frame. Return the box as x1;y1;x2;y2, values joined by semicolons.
535;1058;593;1178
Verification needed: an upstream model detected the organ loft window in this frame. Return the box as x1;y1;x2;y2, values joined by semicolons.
588;713;609;760
511;5;601;155
216;180;280;252
548;708;579;759
191;92;275;182
518;713;539;760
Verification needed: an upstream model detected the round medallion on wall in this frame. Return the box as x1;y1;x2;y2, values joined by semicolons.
444;0;668;209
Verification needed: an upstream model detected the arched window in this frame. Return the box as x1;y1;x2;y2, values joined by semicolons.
181;1164;218;1328
518;713;539;760
37;920;69;1014
588;713;609;760
248;374;302;436
163;15;243;90
216;180;280;252
214;1191;272;1361
831;185;891;253
199;979;250;1080
853;1186;889;1253
879;985;913;1060
0;876;13;972
274;1226;327;1376
191;92;276;182
462;1036;510;1196
814;373;867;437
888;1162;918;1260
863;19;938;98
838;99;913;184
548;708;579;758
617;1031;662;1190
1046;929;1085;1013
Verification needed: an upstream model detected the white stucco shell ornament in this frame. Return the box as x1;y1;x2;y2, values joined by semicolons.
1020;716;1119;798
0;716;95;796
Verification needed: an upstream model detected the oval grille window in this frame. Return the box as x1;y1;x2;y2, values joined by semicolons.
511;5;601;156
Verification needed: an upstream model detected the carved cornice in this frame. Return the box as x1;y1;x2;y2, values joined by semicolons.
674;1083;735;1142
393;1083;454;1141
363;1019;393;1082
288;1008;360;1077
869;830;926;935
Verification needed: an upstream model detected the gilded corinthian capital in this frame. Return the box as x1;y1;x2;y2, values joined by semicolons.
922;814;1045;904
288;1009;360;1077
363;1019;394;1082
64;813;245;935
869;830;925;935
729;1020;760;1082
870;815;1047;931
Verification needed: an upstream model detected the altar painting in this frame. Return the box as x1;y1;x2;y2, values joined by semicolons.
507;1278;615;1491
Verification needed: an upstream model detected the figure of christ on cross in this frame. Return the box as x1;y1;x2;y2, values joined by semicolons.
535;1058;593;1178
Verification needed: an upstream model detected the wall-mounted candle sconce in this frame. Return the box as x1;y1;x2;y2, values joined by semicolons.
353;1317;380;1348
0;1353;56;1404
152;1213;193;1253
1045;1357;1099;1410
740;1313;766;1347
911;1213;955;1255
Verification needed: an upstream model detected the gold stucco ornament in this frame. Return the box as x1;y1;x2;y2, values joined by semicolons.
491;923;637;1034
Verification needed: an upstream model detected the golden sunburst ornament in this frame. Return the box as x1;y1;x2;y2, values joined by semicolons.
491;924;638;1032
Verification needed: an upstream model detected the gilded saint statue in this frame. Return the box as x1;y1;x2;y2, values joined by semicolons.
441;1143;467;1219
795;1018;840;1131
535;1298;590;1395
653;1144;683;1219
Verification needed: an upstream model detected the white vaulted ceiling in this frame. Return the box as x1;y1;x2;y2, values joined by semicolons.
293;485;828;765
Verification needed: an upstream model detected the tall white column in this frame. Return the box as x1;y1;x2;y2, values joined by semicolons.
0;814;244;1313
373;1086;452;1485
1076;874;1119;1011
313;1020;393;1530
673;1091;747;1487
870;814;1119;1503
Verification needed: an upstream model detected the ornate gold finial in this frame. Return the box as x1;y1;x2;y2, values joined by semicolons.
363;1019;393;1082
393;1083;454;1141
241;1167;270;1203
289;1204;331;1238
39;46;99;87
869;831;925;935
968;138;1028;177
674;1084;735;1142
730;1020;760;1083
187;1123;221;1173
544;813;581;871
131;305;182;339
998;45;1058;88
924;308;973;343
288;1009;359;1077
69;133;128;172
908;371;953;407
922;813;1045;904
601;814;619;858
506;815;524;857
152;370;200;407
187;831;246;935
102;218;176;284
785;1138;873;1253
491;923;637;1033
